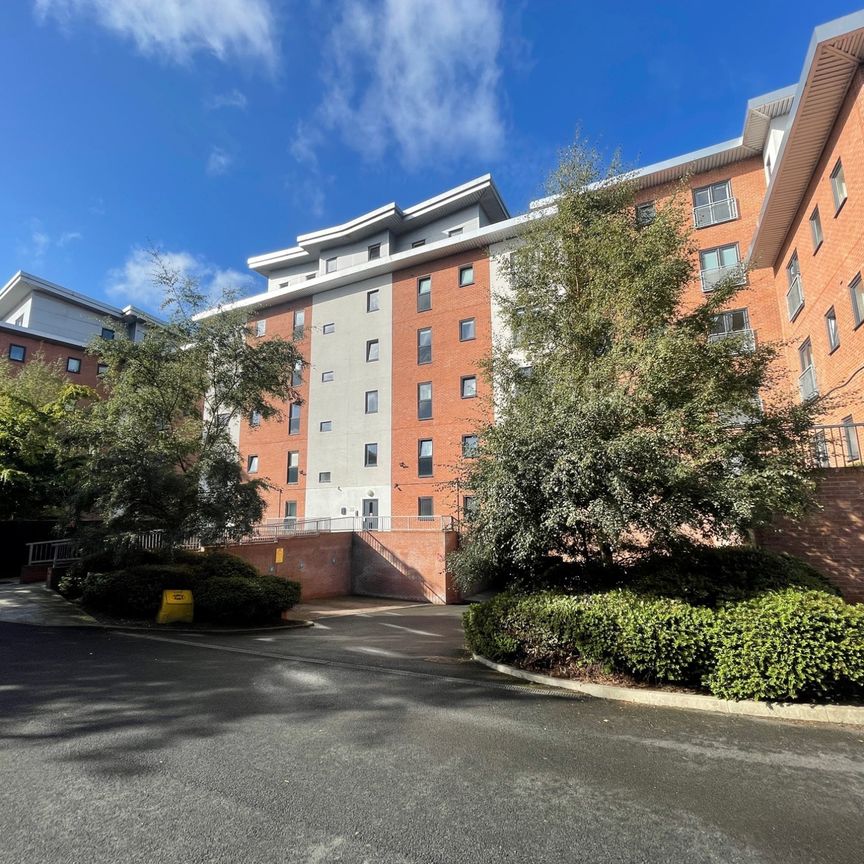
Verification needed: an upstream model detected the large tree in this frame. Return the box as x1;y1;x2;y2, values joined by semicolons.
76;252;303;547
452;146;820;586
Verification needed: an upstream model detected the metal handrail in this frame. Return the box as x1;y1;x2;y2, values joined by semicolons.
693;198;738;228
700;263;746;292
708;328;756;352
26;540;81;567
809;423;863;468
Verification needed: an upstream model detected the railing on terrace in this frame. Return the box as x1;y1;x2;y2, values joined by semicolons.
809;423;864;469
26;539;82;567
708;328;756;352
693;197;738;228
700;263;747;292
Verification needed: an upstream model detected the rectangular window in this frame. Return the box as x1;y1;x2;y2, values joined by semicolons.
459;264;475;286
284;501;297;520
810;207;823;251
293;310;305;340
842;416;861;462
786;252;804;320
101;327;115;340
831;159;847;212
459;318;476;341
305;273;315;281
97;363;108;377
287;451;299;484
325;257;337;273
517;365;533;379
692;180;735;228
417;382;432;420
461;375;477;399
368;243;381;260
13;315;24;327
365;390;378;414
448;227;463;237
319;471;331;483
254;320;266;337
798;339;817;400
699;244;742;292
709;308;754;350
321;370;334;382
417;276;431;312
463;496;477;518
8;344;26;362
66;357;81;374
319;420;332;432
323;322;335;335
412;239;426;248
215;413;230;430
289;403;301;434
825;307;840;351
250;410;262;427
417;496;434;519
247;455;259;474
367;289;379;312
366;339;379;362
417;327;432;364
851;273;864;327
364;443;378;467
418;439;433;477
635;201;656;226
291;361;303;386
462;434;478;457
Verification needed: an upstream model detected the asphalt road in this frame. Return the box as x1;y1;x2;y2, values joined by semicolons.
2;605;863;864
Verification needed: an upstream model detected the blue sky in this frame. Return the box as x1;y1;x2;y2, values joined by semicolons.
2;0;861;311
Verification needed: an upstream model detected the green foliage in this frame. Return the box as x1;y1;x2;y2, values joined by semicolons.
452;144;819;587
197;550;260;581
194;575;301;625
82;564;197;618
708;590;864;701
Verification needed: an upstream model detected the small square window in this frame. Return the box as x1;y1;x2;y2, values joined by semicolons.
325;257;337;273
459;318;476;341
285;501;298;520
461;375;477;399
319;471;331;483
101;327;115;340
289;403;301;434
459;264;475;287
825;307;840;352
368;243;381;260
287;451;299;484
462;434;478;457
97;362;109;377
831;160;847;212
417;276;431;312
517;365;533;379
367;289;379;312
247;455;259;474
254;320;266;337
305;273;315;281
13;315;24;327
365;390;378;414
8;344;26;362
851;274;864;328
448;227;463;237
366;340;379;362
215;413;230;430
67;357;81;374
810;207;823;251
636;202;656;226
320;420;332;432
418;439;433;477
250;410;262;427
418;496;434;519
322;370;334;382
418;382;432;420
411;239;426;248
323;322;335;335
364;443;378;467
417;328;432;364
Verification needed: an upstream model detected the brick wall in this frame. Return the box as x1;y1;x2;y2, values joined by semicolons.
0;328;103;389
756;468;864;602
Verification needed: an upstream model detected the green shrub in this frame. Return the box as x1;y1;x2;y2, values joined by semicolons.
535;558;622;594
194;575;300;625
81;564;196;618
196;551;260;581
707;590;864;701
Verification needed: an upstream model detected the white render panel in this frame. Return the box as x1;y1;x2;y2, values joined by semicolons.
305;272;393;520
27;292;117;343
395;205;483;252
4;297;31;326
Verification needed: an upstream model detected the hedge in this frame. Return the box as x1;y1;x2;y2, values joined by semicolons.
194;576;301;625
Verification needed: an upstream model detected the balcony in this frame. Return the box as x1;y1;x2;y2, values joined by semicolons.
708;328;756;352
798;365;818;401
786;275;804;320
700;263;747;292
809;423;863;468
693;198;738;228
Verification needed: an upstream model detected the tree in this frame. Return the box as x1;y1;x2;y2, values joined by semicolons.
0;355;92;520
451;145;820;587
76;250;303;547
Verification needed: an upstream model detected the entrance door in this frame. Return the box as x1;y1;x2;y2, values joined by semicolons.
362;499;379;531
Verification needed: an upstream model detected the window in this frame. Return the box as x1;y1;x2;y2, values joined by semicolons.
320;420;332;432
825;307;840;352
287;451;299;484
323;322;335;335
368;243;381;261
851;273;864;327
831;160;847;212
97;363;108;377
325;257;337;273
786;252;804;320
459;318;476;341
709;308;754;350
411;239;426;248
215;412;230;430
461;375;477;399
417;328;432;364
417;496;434;520
842;416;861;462
798;339;817;400
459;264;475;286
366;339;379;362
699;244;742;291
692;180;735;227
417;382;432;420
364;443;378;467
322;370;334;382
367;289;379;312
293;310;305;340
8;344;25;362
254;320;266;337
289;403;301;434
305;273;315;281
417;276;431;312
319;471;331;483
250;410;262;427
463;496;477;518
284;501;297;521
448;227;463;237
66;357;81;374
365;390;378;414
517;365;533;379
635;201;656;226
418;439;433;477
101;327;115;340
247;455;259;474
291;361;303;386
810;207;823;251
462;434;478;457
13;315;23;326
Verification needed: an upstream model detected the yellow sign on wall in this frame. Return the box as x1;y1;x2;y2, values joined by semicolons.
156;589;193;624
275;548;284;564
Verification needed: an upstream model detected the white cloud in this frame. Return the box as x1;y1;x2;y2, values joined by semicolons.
315;0;506;167
19;218;82;263
58;231;83;247
207;146;233;176
33;0;278;68
206;89;248;110
107;247;255;311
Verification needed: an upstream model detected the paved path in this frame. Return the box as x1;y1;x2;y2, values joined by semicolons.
0;581;97;627
2;608;863;863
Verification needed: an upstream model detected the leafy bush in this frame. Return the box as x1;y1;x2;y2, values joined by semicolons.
194;575;301;625
535;558;623;594
196;551;259;581
707;590;864;701
81;564;196;618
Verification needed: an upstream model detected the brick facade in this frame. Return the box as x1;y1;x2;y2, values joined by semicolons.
0;327;102;389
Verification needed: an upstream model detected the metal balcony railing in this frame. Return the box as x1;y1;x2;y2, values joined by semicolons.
799;365;818;400
26;539;81;567
809;423;863;468
708;328;757;352
700;263;747;292
693;198;739;228
786;275;804;319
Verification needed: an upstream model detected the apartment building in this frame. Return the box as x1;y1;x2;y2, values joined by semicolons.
0;271;154;387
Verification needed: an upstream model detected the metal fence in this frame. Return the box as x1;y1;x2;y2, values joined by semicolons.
809;422;863;469
26;539;81;567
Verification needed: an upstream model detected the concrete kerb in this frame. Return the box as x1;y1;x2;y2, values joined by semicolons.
472;654;864;727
